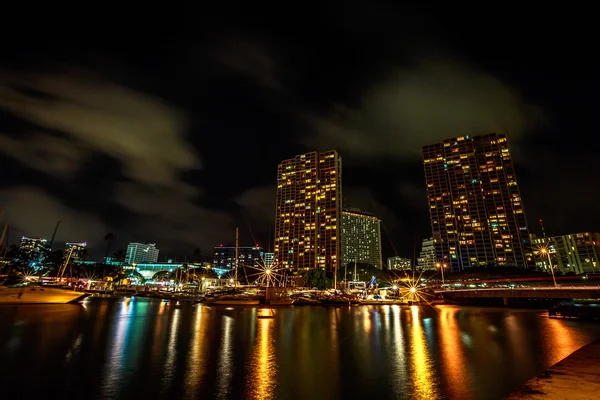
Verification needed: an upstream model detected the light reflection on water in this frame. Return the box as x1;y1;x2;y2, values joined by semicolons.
410;306;438;399
246;317;277;400
216;315;234;399
1;299;600;400
184;306;209;398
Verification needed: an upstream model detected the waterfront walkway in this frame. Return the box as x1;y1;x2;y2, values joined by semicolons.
506;340;600;399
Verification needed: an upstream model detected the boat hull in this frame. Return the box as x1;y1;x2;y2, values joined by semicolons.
267;299;295;306
207;300;261;306
0;286;88;305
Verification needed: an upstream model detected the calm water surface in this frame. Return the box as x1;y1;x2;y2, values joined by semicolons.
1;297;599;399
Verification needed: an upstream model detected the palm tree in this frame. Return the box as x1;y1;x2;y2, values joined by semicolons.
113;249;126;264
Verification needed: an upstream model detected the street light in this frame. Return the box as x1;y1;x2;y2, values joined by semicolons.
436;262;446;285
540;247;557;287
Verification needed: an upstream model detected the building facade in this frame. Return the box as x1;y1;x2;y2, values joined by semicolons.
417;237;436;270
387;256;411;271
274;150;342;272
532;232;600;275
213;245;263;270
125;242;160;264
65;242;87;260
341;208;382;268
19;236;49;262
263;252;275;267
422;134;531;271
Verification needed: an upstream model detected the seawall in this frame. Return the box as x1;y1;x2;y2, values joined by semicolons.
506;339;600;399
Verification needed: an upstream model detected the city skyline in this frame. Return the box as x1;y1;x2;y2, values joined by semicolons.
1;6;599;260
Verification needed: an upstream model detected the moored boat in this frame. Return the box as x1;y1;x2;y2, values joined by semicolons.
0;279;88;305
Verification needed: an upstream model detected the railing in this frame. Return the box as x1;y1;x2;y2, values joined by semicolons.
435;285;600;292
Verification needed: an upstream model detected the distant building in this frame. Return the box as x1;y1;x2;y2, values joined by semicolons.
213;245;263;270
65;242;87;260
341;208;383;268
387;256;411;271
274;150;342;272
532;232;600;275
417;238;436;270
263;252;275;267
125;242;160;264
19;236;49;262
423;134;532;271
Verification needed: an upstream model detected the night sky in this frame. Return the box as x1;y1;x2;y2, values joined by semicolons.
1;5;598;261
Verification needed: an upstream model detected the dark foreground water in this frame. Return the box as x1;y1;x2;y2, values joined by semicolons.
1;298;599;400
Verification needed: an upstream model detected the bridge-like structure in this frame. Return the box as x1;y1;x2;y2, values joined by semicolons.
438;286;600;304
124;263;231;280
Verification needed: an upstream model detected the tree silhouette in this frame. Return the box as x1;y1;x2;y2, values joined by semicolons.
193;247;202;262
103;233;114;263
113;249;126;264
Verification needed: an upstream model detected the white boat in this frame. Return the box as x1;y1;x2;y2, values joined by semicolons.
0;281;88;305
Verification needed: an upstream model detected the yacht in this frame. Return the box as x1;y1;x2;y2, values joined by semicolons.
0;276;88;305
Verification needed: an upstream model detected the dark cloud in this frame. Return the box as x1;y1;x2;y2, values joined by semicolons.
1;8;598;261
0;67;234;255
0;186;107;244
303;58;543;159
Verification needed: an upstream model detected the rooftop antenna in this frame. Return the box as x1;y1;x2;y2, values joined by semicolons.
539;218;547;239
235;227;239;286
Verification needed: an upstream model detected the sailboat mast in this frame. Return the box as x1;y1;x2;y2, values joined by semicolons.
234;227;239;286
48;220;61;250
353;256;357;281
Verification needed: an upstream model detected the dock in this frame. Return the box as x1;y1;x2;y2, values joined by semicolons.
506;340;600;399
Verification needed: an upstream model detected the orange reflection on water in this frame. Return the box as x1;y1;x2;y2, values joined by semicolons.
545;317;577;364
390;305;407;393
363;308;372;333
438;306;469;398
184;306;209;397
246;318;277;400
151;303;167;363
410;306;436;399
504;314;533;375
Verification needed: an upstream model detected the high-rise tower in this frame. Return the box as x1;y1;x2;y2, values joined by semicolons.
341;208;382;268
274;150;342;272
422;134;531;271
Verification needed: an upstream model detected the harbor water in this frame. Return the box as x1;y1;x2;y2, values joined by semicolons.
1;297;599;399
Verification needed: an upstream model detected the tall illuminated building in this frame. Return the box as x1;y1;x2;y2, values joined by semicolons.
422;134;531;271
19;236;49;262
125;241;160;264
65;242;87;260
274;150;342;272
341;208;382;268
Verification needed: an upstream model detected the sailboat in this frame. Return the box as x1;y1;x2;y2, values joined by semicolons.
0;211;87;305
0;277;88;304
203;227;261;306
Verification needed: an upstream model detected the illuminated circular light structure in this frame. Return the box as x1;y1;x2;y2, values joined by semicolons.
247;259;285;287
392;285;398;290
410;287;417;294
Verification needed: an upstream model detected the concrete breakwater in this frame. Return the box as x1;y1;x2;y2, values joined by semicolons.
506;339;600;399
